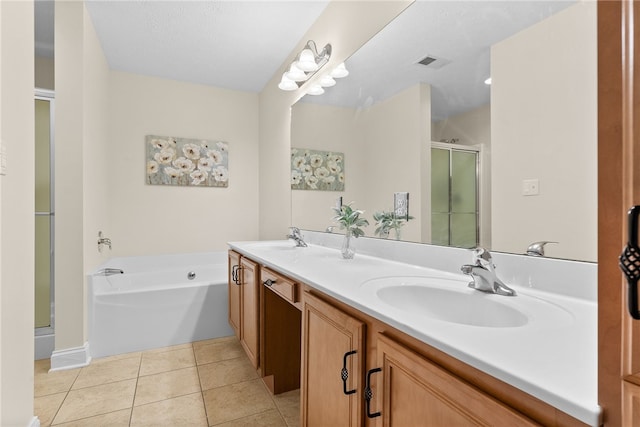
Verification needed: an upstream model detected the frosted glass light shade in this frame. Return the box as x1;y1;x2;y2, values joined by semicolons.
297;49;319;72
278;74;298;91
319;75;336;87
285;63;308;82
330;62;349;78
306;84;325;96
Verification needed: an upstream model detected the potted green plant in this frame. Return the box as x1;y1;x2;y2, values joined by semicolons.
332;203;369;259
373;210;414;240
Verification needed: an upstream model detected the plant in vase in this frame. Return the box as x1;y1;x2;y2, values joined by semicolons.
373;210;414;240
332;203;369;259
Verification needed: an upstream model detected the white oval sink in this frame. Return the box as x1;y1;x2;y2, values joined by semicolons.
362;276;574;329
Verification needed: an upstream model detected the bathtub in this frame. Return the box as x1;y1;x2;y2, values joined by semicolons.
88;251;233;358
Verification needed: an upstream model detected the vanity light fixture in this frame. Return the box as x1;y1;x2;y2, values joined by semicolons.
278;40;349;95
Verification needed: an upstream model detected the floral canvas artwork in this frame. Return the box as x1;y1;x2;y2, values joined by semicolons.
291;147;345;191
146;135;229;187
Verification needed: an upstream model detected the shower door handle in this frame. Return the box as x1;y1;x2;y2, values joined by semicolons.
619;205;640;319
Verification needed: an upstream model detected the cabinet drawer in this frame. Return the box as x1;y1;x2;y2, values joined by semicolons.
262;267;298;304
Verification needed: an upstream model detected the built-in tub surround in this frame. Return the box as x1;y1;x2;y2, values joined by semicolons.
88;252;233;358
229;231;599;426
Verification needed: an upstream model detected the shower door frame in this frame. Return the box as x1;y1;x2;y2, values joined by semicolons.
35;88;55;339
431;142;481;249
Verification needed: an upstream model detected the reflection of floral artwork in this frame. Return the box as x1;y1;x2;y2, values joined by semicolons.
146;135;229;187
291;147;344;191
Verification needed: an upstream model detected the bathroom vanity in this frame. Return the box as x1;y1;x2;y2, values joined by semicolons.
227;235;600;426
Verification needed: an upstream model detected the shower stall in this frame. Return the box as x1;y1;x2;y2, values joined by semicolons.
35;89;55;359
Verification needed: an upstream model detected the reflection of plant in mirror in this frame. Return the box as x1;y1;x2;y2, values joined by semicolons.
373;210;414;240
332;203;369;237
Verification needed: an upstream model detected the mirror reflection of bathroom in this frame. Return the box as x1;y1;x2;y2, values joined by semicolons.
291;1;596;262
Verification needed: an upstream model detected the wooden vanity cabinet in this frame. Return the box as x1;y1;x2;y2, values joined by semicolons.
374;334;539;427
301;292;365;427
227;250;260;369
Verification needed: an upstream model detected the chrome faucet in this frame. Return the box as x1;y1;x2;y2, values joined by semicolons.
461;248;516;296
286;227;307;247
526;241;557;257
96;268;124;276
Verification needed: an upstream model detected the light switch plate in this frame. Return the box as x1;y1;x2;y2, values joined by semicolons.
335;196;343;211
522;179;539;196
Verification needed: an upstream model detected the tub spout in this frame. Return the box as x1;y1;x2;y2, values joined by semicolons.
97;268;124;276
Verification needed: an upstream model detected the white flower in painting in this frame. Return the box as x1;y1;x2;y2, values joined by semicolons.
292;156;306;169
154;147;176;164
213;166;229;182
309;154;323;168
291;148;298;156
167;138;177;147
190;169;208;185
164;167;182;179
323;175;336;184
182;143;201;160
216;141;228;152
291;170;302;185
173;157;195;173
198;157;214;171
338;172;345;183
147;160;159;174
301;165;313;176
327;161;341;174
328;154;343;164
301;164;313;177
151;138;168;150
305;175;318;189
200;140;210;150
304;150;311;158
314;167;330;179
208;150;223;164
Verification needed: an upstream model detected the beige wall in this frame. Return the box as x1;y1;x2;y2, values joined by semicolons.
108;72;260;256
291;103;365;231
0;1;35;425
259;0;412;240
290;83;430;242
491;1;597;261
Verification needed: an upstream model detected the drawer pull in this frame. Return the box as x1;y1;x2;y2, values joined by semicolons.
365;367;382;418
263;279;276;287
231;265;240;285
341;350;357;395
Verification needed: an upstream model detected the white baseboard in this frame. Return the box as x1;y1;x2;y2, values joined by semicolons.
49;342;92;372
28;416;40;427
34;334;54;360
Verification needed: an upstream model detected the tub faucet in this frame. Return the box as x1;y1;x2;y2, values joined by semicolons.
97;231;112;251
97;268;124;276
286;227;307;247
461;248;516;296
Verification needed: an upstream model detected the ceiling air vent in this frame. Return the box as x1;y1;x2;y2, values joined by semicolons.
416;54;452;70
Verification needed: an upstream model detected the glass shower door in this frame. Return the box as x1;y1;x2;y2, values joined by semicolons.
35;92;54;334
431;146;479;248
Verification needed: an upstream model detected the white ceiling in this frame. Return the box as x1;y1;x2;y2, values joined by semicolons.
35;0;575;119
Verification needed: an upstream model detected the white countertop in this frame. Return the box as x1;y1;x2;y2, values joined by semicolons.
228;240;600;426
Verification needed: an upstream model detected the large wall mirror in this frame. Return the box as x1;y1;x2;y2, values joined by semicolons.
290;0;596;262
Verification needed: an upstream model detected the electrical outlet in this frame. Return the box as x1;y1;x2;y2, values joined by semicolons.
394;192;409;219
522;179;539;196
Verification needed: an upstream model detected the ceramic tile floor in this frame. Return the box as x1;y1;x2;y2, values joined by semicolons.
34;336;300;426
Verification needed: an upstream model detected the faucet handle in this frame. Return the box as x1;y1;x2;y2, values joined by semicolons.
526;241;557;256
472;247;494;269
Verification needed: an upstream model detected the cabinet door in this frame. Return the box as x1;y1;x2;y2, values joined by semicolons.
301;292;365;427
375;334;539;427
240;256;259;368
227;251;241;339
